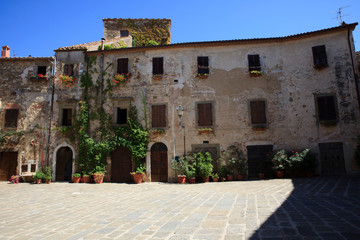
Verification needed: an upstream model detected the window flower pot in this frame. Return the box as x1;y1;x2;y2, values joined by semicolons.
196;74;208;79
250;71;263;77
113;73;131;86
198;128;213;134
152;75;163;80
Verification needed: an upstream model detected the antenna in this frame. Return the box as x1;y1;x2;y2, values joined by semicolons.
333;6;350;25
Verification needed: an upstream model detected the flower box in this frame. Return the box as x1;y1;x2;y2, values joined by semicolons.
152;74;163;80
59;75;75;87
113;73;131;86
250;71;263;77
196;73;208;79
30;74;48;80
252;125;267;131
198;127;213;134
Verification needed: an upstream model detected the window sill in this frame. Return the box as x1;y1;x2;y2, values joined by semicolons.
196;74;209;79
198;127;214;134
30;76;48;81
152;74;163;80
319;120;337;127
314;63;329;70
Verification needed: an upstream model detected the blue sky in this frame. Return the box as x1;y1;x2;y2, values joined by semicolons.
0;0;359;57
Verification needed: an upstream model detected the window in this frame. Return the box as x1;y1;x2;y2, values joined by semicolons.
249;100;267;125
312;45;328;69
37;66;46;75
248;55;261;72
116;108;127;125
64;64;74;76
198;56;209;74
4;109;19;128
315;95;337;122
120;30;129;37
117;58;129;74
197;102;213;127
152;105;166;128
61;109;72;126
153;57;163;75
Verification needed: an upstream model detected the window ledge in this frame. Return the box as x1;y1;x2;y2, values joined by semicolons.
252;125;267;131
152;74;163;80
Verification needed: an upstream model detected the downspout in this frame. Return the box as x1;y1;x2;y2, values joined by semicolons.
45;57;56;167
347;28;360;113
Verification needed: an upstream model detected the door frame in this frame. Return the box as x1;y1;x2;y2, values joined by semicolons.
53;142;75;181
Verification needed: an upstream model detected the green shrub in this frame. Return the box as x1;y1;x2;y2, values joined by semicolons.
33;170;44;180
145;40;159;46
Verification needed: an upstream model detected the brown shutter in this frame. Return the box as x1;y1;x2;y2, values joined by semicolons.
4;109;19;128
152;105;166;128
250;101;266;124
117;58;129;74
197;103;213;126
153;57;163;74
64;64;74;76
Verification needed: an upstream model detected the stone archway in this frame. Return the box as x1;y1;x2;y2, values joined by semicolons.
53;142;75;181
151;142;168;182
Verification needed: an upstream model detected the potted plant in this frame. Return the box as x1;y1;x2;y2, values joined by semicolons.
44;166;52;184
9;175;20;184
272;150;289;178
152;74;163;80
212;173;219;182
288;149;310;178
73;173;81;183
303;151;317;178
227;158;235;181
33;169;44;184
232;151;247;180
171;155;187;184
130;165;146;184
195;152;213;183
196;73;208;79
219;166;228;181
198;127;213;134
92;166;106;184
185;164;196;184
249;70;263;77
81;173;91;183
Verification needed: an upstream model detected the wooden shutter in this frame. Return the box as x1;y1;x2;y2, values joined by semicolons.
4;109;19;128
197;103;213;127
117;58;129;74
64;64;74;76
312;45;327;66
317;96;336;121
152;105;166;128
250;101;266;124
153;57;163;74
198;56;209;74
248;55;261;71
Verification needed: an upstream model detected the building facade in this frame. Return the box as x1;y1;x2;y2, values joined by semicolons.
1;19;359;182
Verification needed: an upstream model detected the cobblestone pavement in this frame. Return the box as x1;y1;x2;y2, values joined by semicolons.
0;177;359;240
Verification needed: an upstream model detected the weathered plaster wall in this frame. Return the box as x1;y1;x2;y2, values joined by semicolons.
0;58;53;178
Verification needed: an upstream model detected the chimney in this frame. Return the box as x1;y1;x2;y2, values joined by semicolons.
1;45;10;58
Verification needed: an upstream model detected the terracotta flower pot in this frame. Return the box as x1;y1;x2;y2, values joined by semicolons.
35;179;41;184
177;176;186;184
237;174;244;181
212;178;218;182
227;175;234;181
221;177;226;182
73;176;81;183
188;177;196;184
81;176;90;183
132;173;143;184
276;170;285;178
93;174;104;184
258;173;265;179
202;177;209;183
45;180;51;184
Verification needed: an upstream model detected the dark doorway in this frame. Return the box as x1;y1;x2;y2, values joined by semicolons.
319;142;346;176
111;146;132;183
247;145;273;178
56;147;73;181
0;152;18;181
151;142;168;182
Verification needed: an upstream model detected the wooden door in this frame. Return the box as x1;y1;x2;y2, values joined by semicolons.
151;143;168;182
319;142;346;176
0;152;18;181
56;147;73;181
247;145;273;178
111;146;132;183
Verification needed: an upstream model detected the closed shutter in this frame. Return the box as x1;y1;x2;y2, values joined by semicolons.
152;105;166;128
62;109;72;126
153;57;163;74
198;103;213;126
250;101;266;124
117;58;129;74
317;96;336;121
4;109;19;128
117;108;127;125
64;64;74;76
312;45;327;66
198;56;209;74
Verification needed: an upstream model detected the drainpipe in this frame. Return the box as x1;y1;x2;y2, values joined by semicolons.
45;57;56;167
347;28;360;113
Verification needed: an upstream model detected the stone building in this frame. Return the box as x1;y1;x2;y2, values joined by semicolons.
1;18;359;182
0;46;54;181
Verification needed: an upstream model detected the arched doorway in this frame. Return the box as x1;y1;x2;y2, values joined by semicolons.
56;147;73;181
151;142;168;182
111;146;132;183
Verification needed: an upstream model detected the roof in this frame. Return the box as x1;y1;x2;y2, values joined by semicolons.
55;37;131;51
102;18;171;22
0;56;54;61
56;22;358;54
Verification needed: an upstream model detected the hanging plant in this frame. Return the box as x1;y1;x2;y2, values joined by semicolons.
59;75;75;86
113;73;131;86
